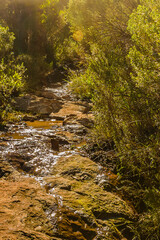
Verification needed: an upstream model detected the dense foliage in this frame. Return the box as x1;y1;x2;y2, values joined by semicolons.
0;0;160;238
0;23;25;123
66;0;160;239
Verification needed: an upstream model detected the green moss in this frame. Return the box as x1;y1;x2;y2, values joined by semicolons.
45;155;136;239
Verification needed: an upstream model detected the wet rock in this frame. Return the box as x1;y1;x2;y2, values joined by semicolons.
1;133;58;176
22;114;38;121
15;94;63;115
14;94;32;111
54;130;77;142
50;102;92;118
0;158;13;178
64;124;87;136
49;99;94;133
49;114;65;121
0;175;57;240
37;89;61;100
51;135;70;151
7;152;33;173
51;138;60;151
45;155;136;239
52;135;70;145
54;206;97;240
77;117;94;128
44;84;71;101
62;115;77;125
28;97;63;115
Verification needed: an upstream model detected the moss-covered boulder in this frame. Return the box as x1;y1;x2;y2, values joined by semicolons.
44;155;136;239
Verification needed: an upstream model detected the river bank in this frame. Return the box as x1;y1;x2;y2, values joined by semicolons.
0;80;137;240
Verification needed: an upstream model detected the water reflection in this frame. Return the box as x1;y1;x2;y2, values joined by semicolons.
0;119;81;179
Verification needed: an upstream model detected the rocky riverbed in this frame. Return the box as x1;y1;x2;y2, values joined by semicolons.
0;81;137;240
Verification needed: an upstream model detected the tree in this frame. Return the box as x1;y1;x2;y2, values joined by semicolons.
0;23;25;122
40;0;70;66
128;0;160;126
67;0;140;145
0;0;53;88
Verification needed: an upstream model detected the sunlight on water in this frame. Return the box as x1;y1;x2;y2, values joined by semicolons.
0;118;83;179
25;120;63;129
0;132;27;139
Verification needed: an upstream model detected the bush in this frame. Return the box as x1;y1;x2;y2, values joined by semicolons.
68;2;160;237
0;23;25;122
68;68;97;99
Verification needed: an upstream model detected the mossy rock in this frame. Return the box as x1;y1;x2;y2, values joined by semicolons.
44;155;136;239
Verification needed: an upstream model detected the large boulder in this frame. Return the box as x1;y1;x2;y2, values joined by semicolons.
15;94;63;115
0;159;60;240
44;155;136;240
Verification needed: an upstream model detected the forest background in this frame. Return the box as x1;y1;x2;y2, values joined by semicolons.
0;0;160;239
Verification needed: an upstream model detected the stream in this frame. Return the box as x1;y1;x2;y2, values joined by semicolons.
0;118;85;182
0;81;136;240
0;81;88;187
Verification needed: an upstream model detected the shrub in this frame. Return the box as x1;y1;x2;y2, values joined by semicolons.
0;24;25;122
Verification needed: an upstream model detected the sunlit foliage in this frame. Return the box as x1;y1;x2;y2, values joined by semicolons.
0;0;160;237
68;1;160;238
0;24;25;122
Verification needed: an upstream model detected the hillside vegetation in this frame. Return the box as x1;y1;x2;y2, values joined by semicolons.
0;0;160;239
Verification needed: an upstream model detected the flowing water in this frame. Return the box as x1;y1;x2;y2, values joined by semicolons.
0;119;84;179
0;82;87;187
0;84;135;240
0;93;90;238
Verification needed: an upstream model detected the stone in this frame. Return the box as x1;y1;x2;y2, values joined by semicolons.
49;114;65;120
22;114;38;121
0;158;13;178
0;172;57;239
15;94;63;115
38;89;61;100
51;138;59;151
44;155;136;239
50;135;70;151
77;117;94;128
51;102;87;118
